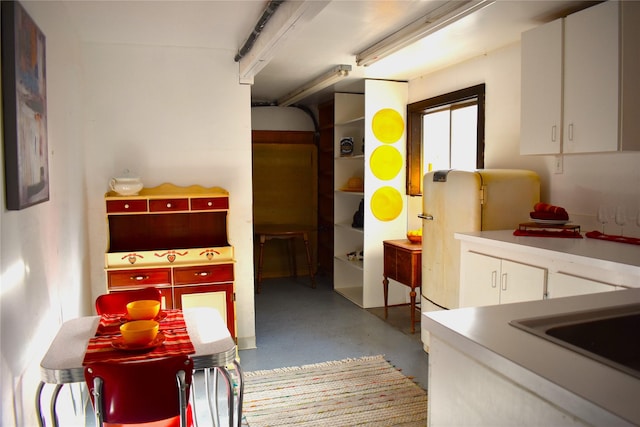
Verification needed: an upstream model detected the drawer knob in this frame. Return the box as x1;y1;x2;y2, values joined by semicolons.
207;201;213;207
124;204;130;209
195;271;210;277
166;202;172;208
131;275;149;281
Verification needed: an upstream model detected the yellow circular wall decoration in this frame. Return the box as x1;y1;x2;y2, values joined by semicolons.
371;186;403;221
370;145;402;180
372;108;404;143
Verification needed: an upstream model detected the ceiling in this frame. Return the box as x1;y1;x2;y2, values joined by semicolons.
62;0;598;106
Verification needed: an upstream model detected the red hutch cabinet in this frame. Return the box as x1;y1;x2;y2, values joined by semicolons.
104;183;236;339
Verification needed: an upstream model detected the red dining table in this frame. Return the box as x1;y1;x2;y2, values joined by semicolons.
36;307;243;427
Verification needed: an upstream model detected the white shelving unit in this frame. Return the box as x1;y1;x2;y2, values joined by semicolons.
332;81;409;308
333;93;366;306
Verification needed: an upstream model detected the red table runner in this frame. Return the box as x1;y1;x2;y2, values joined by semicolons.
585;230;640;245
513;229;583;238
83;309;195;365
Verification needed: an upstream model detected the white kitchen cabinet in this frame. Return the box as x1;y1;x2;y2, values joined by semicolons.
547;271;621;299
461;251;545;307
520;1;640;154
520;19;562;155
563;0;619;153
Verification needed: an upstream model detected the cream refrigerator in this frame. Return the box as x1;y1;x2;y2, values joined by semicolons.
420;169;540;347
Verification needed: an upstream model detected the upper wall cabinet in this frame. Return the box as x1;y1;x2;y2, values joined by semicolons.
520;1;640;155
520;19;562;155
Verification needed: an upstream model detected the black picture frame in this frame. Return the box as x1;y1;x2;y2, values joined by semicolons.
1;1;49;210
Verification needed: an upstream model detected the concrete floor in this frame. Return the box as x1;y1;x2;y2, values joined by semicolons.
238;274;429;389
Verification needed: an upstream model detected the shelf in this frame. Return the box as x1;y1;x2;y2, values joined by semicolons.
335;190;364;196
335;222;363;234
334;255;363;270
335;116;365;126
335;154;365;160
334;286;364;307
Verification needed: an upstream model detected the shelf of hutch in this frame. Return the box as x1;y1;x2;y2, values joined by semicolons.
104;183;236;338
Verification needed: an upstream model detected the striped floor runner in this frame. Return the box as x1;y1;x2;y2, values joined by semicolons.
242;355;427;426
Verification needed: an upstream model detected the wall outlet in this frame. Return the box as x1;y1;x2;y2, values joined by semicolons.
554;155;563;174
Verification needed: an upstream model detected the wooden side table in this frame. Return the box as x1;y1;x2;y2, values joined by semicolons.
383;239;422;333
255;224;316;293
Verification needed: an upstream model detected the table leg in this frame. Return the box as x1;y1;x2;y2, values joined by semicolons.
36;381;46;427
256;235;266;293
203;367;219;427
302;233;315;288
188;377;200;427
50;384;63;427
288;237;297;278
383;276;389;319
232;360;244;427
410;289;417;334
217;367;235;427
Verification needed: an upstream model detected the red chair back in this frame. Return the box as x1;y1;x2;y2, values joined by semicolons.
84;355;193;425
95;287;162;315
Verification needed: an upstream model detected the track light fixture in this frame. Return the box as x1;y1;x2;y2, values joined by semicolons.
356;0;495;67
277;64;352;107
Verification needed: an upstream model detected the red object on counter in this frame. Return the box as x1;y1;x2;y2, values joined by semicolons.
530;202;569;221
585;231;640;246
514;229;582;238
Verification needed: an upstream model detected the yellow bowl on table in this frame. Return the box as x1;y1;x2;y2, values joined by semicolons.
126;299;160;320
120;320;159;346
407;229;422;244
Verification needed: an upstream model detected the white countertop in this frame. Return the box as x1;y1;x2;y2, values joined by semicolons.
455;229;640;277
423;289;640;426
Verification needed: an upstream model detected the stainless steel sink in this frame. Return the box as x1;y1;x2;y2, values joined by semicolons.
510;303;640;379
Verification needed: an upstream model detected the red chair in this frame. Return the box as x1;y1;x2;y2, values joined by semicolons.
95;287;162;315
84;355;194;427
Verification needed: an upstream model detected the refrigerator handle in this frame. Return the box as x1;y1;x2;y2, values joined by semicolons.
418;213;434;220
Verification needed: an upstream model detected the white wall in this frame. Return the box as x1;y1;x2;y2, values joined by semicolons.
409;43;640;237
0;3;88;426
1;3;256;425
81;43;256;348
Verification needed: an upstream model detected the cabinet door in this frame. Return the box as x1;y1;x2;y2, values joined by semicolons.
547;272;618;299
383;244;397;279
564;0;619;153
520;19;563;155
174;283;235;338
499;260;545;304
461;252;501;307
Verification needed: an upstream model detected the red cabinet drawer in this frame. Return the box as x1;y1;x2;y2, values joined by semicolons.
190;197;229;211
107;268;172;288
173;264;234;285
106;199;148;213
149;198;189;212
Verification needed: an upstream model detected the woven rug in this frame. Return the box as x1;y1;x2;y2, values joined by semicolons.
242;355;427;426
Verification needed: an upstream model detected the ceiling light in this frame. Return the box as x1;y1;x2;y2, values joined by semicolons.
356;0;495;67
278;65;352;107
238;1;329;84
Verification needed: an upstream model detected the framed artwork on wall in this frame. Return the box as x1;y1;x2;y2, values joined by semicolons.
1;1;49;210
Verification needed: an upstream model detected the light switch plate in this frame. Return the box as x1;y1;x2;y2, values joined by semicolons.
554;155;563;174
